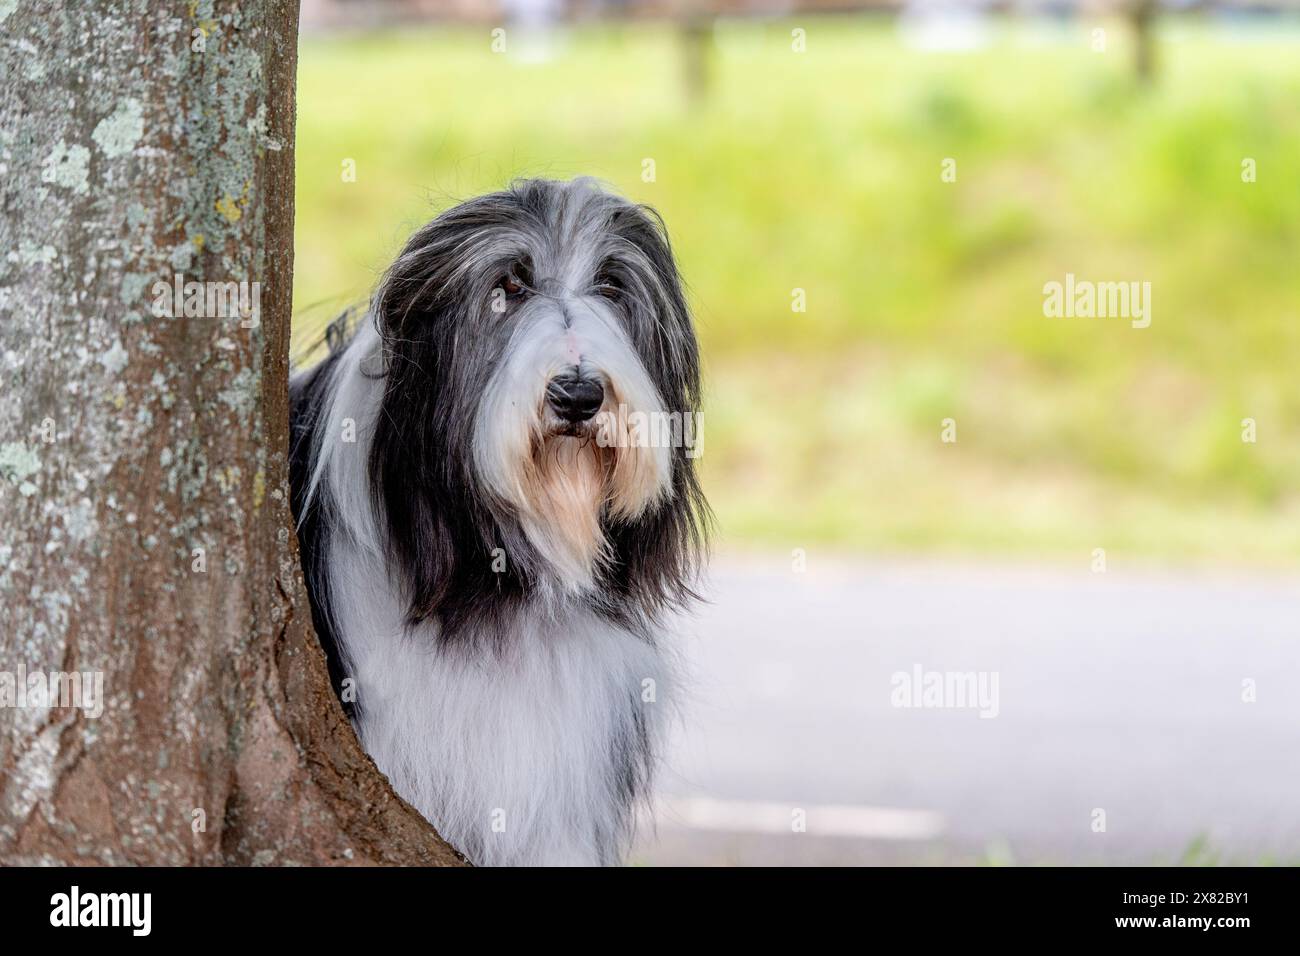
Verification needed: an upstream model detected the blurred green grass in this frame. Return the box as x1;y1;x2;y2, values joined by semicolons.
294;16;1300;563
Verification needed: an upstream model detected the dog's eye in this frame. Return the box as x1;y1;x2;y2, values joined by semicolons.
497;262;532;302
593;273;621;299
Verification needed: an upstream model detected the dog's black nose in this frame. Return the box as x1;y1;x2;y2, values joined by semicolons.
546;373;605;424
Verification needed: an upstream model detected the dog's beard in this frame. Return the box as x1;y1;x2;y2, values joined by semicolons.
524;384;677;591
501;392;667;594
520;430;612;589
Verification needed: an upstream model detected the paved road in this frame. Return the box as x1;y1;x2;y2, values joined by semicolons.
632;557;1300;865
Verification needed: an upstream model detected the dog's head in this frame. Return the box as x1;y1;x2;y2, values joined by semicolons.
368;178;707;638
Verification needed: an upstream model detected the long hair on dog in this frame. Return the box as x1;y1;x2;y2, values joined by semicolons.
289;178;708;865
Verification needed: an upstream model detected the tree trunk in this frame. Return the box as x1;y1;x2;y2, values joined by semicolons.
0;0;463;866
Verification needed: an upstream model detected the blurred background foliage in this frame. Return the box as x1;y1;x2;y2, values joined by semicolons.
293;12;1300;564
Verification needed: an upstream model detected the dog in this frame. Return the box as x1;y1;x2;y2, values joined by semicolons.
288;178;708;866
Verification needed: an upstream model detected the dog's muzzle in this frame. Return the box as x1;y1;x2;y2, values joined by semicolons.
546;370;605;424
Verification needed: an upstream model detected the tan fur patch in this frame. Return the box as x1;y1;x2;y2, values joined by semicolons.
519;434;612;588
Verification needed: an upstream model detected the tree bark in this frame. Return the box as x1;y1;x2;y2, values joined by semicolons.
0;0;463;866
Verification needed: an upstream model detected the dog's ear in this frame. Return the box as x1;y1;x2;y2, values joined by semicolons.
600;200;711;623
365;208;535;634
366;220;472;625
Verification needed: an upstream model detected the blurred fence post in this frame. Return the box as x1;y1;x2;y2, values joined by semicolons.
1129;0;1157;83
678;2;715;104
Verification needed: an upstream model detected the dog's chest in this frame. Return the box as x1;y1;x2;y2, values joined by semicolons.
329;561;666;865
